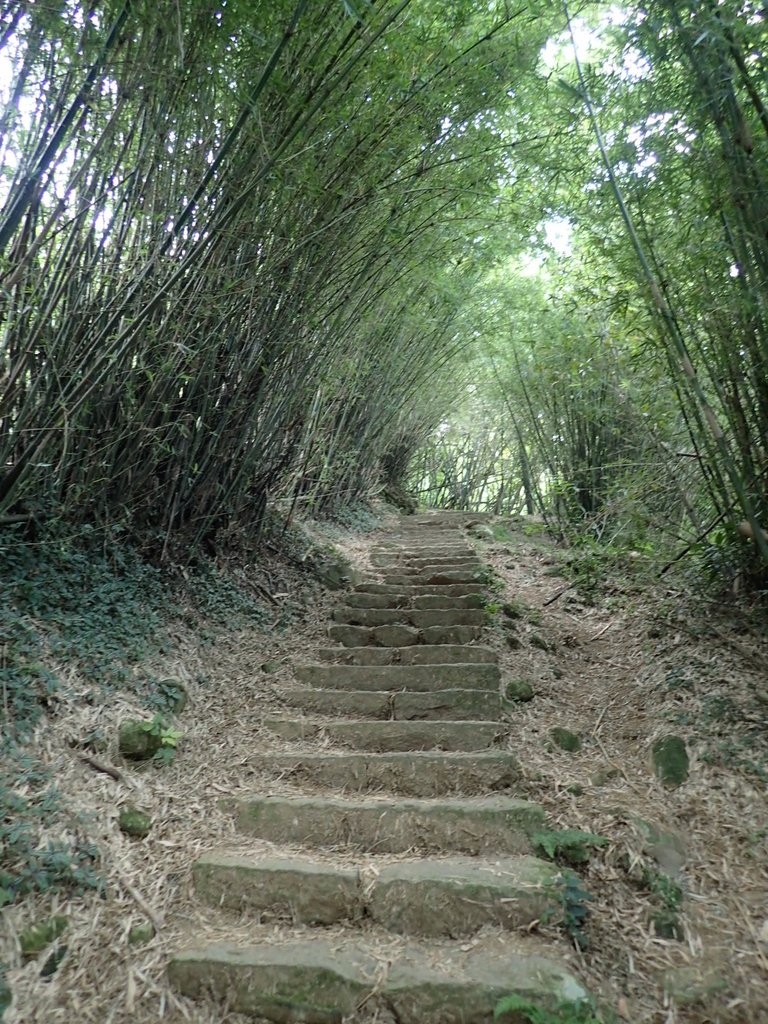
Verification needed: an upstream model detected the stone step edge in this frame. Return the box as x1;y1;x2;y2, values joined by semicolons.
191;850;563;934
168;936;588;1024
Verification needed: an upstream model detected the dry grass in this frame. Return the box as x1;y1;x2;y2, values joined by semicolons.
2;511;766;1024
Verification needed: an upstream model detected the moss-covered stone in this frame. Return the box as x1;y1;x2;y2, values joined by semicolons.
504;679;535;702
651;735;689;787
128;923;156;945
651;908;684;940
549;727;581;753
119;806;153;838
529;634;553;652
118;719;162;760
19;916;68;957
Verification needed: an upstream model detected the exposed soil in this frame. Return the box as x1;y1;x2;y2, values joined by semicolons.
1;511;766;1024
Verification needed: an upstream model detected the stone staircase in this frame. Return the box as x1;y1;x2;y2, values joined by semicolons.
168;512;589;1022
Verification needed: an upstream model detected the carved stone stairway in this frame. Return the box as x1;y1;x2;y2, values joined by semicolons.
168;511;589;1023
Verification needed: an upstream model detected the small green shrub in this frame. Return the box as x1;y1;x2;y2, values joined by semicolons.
533;829;608;866
142;714;183;765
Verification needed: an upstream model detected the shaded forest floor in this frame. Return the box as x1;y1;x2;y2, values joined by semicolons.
1;507;767;1023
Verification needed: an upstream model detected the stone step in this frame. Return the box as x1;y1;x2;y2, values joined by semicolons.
355;582;485;596
371;547;476;558
370;553;479;567
384;571;485;586
263;718;504;751
379;564;483;579
331;608;486;628
228;793;544;854
328;623;482;647
343;592;485;609
245;750;519;796
311;644;497;666
294;663;499;692
192;851;560;936
168;935;587;1023
281;688;501;721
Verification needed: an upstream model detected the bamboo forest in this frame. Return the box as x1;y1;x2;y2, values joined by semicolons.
1;3;766;1023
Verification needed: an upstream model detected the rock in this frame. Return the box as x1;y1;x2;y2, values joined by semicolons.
119;806;153;838
260;660;281;674
313;555;362;591
663;965;730;1006
504;680;534;702
128;923;156;945
651;735;689;787
469;525;494;540
529;634;553;652
651;908;684;940
630;816;687;878
118;719;162;760
549;728;581;753
19;916;68;957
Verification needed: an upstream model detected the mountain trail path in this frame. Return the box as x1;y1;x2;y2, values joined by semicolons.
4;511;766;1024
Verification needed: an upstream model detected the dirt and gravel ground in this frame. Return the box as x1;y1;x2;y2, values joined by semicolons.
1;509;766;1023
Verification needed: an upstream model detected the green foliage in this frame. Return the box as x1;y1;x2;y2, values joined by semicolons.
0;757;101;907
642;868;683;912
533;829;608;866
559;870;593;950
494;993;602;1023
1;523;170;738
141;715;183;766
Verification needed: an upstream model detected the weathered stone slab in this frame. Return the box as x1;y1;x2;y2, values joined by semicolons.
419;570;486;585
245;750;520;796
331;608;485;628
355;583;485;596
370;553;478;567
383;940;589;1023
305;644;498;666
421;625;482;645
411;594;485;609
394;689;501;721
368;856;561;937
230;794;544;855
262;718;505;751
372;625;422;646
192;853;360;925
293;663;500;692
169;937;588;1023
400;645;496;665
384;572;484;586
343;592;411;608
328;624;421;647
168;940;371;1022
280;689;392;718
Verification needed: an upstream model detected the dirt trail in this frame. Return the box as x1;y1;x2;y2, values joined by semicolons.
2;511;766;1023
